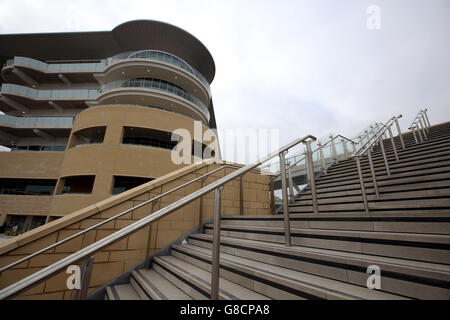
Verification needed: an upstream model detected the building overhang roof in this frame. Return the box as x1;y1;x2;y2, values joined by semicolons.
0;20;216;84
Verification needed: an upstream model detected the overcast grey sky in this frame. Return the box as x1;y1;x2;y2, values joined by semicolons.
1;0;449;162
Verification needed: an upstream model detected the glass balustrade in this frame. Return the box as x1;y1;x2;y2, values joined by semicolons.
108;50;211;94
0;114;74;128
3;53;210;95
3;56;106;73
100;78;210;122
1;83;98;101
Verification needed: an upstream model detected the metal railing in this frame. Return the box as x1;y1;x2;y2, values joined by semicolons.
0;136;315;300
409;108;431;144
99;78;210;122
0;163;255;276
269;134;357;211
349;114;405;214
107;50;211;94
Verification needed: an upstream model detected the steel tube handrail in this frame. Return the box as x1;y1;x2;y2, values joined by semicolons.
351;116;401;158
0;135;316;300
348;115;402;214
272;134;355;179
0;163;251;274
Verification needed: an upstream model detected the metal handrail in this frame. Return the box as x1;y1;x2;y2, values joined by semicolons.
0;135;316;300
349;114;404;213
272;134;356;179
0;163;250;274
408;109;430;143
351;116;399;158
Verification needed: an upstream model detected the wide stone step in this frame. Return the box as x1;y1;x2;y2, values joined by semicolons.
300;171;450;196
187;233;450;299
292;188;450;206
131;269;192;300
172;242;407;300
203;224;450;264
105;284;141;300
220;212;450;234
152;255;270;300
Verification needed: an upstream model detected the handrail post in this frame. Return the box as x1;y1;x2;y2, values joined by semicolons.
330;135;338;163
355;157;369;214
211;186;224;300
388;126;399;161
395;119;406;149
379;136;391;176
411;127;418;144
367;149;379;198
199;179;205;232
305;140;319;215
288;168;295;203
269;176;276;215
239;176;244;216
318;142;327;173
279;151;292;246
419;118;428;139
421;112;430;133
75;255;94;300
342;138;349;159
144;201;157;269
417;125;424;142
423;109;431;127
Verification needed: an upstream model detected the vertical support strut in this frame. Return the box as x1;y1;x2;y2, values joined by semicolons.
379;136;391;176
417;126;424;143
411;127;418;144
356;157;370;214
76;256;95;300
342;138;349;159
423;109;431;127
211;186;224;300
144;201;156;269
288;168;295;203
279;151;292;246
395;119;406;149
269;176;276;215
367;149;379;198
388;126;399;161
305;140;319;215
330;135;338;162
419;118;428;139
318;142;327;173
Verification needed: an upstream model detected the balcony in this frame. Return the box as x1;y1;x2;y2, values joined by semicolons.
3;56;106;73
98;78;210;123
106;50;211;94
0;114;74;129
1;83;98;101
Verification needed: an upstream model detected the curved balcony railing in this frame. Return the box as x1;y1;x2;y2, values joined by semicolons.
2;56;106;73
1;83;98;101
107;50;211;94
0;114;74;129
99;78;210;122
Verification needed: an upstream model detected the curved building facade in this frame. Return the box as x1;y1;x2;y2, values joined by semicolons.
0;20;219;231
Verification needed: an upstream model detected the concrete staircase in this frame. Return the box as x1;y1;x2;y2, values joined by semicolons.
104;122;450;300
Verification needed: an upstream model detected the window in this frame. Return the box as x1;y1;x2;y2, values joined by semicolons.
61;176;95;194
0;179;56;195
10;145;66;152
70;126;106;148
112;176;153;195
122;127;178;150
